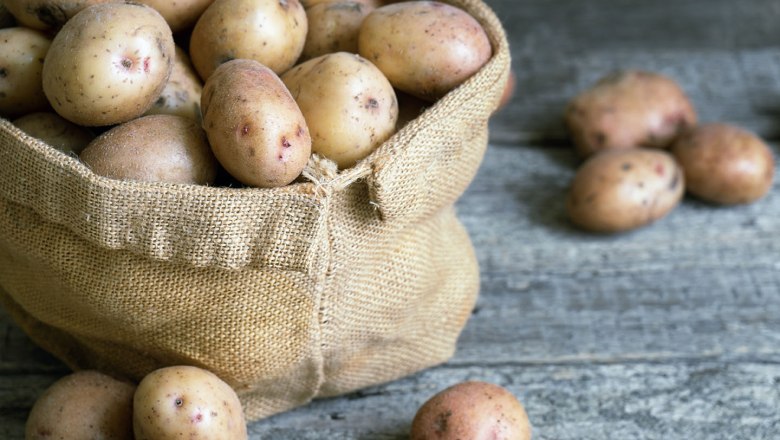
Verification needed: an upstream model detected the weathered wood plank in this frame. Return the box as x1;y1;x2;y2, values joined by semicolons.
485;0;780;143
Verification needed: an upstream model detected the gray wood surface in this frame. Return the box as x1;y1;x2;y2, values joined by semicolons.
3;0;780;439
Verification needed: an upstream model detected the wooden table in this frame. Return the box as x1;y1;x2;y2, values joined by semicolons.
2;0;780;438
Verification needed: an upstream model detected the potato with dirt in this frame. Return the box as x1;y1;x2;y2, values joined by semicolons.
137;0;214;33
0;27;51;118
202;59;311;187
80;114;218;184
282;51;397;168
565;70;697;158
411;381;532;440
42;1;175;126
144;46;203;122
14;111;94;155
133;365;247;440
189;0;307;79
25;370;135;440
671;123;775;205
302;1;374;60
358;1;492;102
567;149;684;233
3;0;116;30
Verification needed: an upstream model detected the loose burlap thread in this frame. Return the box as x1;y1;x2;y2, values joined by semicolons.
0;0;510;421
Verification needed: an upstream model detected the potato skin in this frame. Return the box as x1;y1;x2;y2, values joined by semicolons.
565;70;697;158
137;0;214;33
202;59;311;187
358;1;492;101
302;0;385;8
144;46;203;122
0;27;51;118
567;149;684;233
80;114;218;184
42;2;175;126
282;52;397;168
4;0;116;30
189;0;307;79
25;370;135;440
671;123;775;205
302;1;373;60
410;381;532;440
14;111;94;155
133;365;247;440
0;1;16;28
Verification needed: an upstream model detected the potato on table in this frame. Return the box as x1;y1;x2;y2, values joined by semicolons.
565;70;697;158
42;1;175;126
0;27;51;118
567;149;684;233
282;51;397;169
25;370;135;440
671;123;775;205
202;59;311;187
14;111;94;155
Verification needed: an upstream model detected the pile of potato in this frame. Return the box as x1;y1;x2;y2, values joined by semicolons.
0;0;494;188
564;70;776;233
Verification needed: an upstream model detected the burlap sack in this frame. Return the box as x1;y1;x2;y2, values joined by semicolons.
0;0;509;421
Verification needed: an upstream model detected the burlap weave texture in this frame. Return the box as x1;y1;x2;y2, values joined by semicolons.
0;0;509;421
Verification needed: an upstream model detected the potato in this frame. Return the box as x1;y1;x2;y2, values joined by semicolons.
25;370;135;440
42;2;175;126
301;1;373;60
202;59;311;187
565;70;697;158
144;46;203;122
671;123;775;205
137;0;214;33
0;27;51;118
410;381;531;440
189;0;307;79
302;0;385;8
133;365;247;440
567;149;684;233
3;0;116;30
14;112;94;155
80;114;218;184
358;1;492;102
282;52;397;168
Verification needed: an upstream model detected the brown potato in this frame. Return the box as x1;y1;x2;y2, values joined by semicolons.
133;365;247;440
189;0;307;79
567;149;684;233
25;370;135;440
0;27;51;118
3;0;116;30
42;2;175;126
282;52;397;168
14;111;94;155
671;123;775;205
565;70;697;158
137;0;214;33
80;114;218;184
358;1;492;101
411;381;532;440
302;1;373;60
202;59;311;187
144;46;203;122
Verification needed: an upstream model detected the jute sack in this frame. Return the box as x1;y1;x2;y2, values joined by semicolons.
0;0;509;421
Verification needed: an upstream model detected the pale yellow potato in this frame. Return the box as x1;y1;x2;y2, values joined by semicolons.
567;149;684;233
301;0;384;9
80;114;218;184
144;46;203;122
0;27;51;118
25;370;135;440
189;0;307;79
302;1;373;60
3;0;117;30
202;59;311;187
358;1;492;101
133;365;247;440
42;2;175;126
565;70;697;158
282;52;397;168
411;381;532;440
137;0;214;33
14;111;94;155
671;123;775;205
